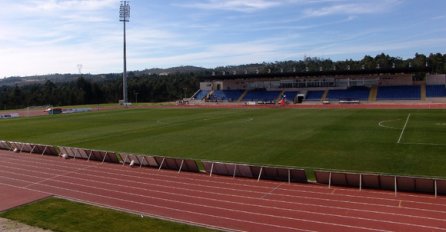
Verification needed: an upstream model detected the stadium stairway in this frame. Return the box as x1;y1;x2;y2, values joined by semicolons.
369;86;377;102
191;89;201;99
421;82;427;101
321;89;329;101
207;91;214;100
276;90;285;102
237;90;249;102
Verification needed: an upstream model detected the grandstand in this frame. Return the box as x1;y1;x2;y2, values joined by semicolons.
192;66;442;104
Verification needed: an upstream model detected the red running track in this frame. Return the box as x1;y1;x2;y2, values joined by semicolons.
1;150;446;232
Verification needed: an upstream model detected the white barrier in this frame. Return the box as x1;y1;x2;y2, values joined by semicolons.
0;113;19;119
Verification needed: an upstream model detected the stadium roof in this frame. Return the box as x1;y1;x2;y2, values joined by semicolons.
204;66;431;81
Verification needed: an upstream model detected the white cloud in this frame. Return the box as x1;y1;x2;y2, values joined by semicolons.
129;38;295;69
304;0;402;17
22;0;116;12
175;0;286;12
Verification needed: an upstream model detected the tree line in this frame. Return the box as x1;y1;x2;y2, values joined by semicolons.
0;53;445;110
0;74;200;110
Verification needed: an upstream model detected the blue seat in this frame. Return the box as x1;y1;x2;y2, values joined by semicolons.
283;91;299;102
193;90;209;100
305;91;324;101
327;86;370;101
243;90;281;102
377;85;421;100
210;90;244;102
426;85;446;97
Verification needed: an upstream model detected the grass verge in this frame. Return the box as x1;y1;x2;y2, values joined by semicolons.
0;198;214;232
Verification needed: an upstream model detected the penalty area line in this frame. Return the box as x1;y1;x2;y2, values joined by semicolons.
397;113;411;144
401;142;446;147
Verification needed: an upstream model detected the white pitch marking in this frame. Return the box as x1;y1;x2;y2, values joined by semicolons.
401;142;446;147
378;119;402;130
155;120;169;125
397;113;411;144
245;118;254;122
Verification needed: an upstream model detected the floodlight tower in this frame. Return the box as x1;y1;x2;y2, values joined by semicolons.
120;1;130;104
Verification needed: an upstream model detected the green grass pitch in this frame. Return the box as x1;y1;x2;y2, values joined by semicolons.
1;108;446;177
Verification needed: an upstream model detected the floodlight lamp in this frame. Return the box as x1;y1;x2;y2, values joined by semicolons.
120;1;130;22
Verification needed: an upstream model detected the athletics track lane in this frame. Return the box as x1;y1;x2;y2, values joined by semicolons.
0;150;446;231
0;185;50;211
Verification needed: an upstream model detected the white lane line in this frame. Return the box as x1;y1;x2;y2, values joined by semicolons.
1;150;437;204
2;154;446;213
2;152;446;208
3;152;446;211
24;164;94;188
261;183;283;199
397;113;411;144
0;175;379;232
3;161;446;222
0;181;289;232
0;158;403;208
2;179;238;232
1;163;446;230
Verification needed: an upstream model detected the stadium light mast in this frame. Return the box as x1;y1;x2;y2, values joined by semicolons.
120;1;130;104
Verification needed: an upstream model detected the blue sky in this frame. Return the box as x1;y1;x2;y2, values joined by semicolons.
0;0;445;77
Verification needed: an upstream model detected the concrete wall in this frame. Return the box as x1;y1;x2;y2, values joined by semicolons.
200;82;213;91
378;74;413;86
426;74;446;85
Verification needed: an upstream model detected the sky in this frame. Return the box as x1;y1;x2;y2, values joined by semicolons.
0;0;445;78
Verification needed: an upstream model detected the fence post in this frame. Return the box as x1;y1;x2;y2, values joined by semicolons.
435;179;438;198
359;174;362;191
41;146;48;156
394;176;397;196
158;157;165;171
87;150;93;161
30;145;36;154
209;162;214;177
232;164;237;178
257;167;263;182
178;160;184;174
101;152;108;163
328;172;332;189
122;154;128;166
